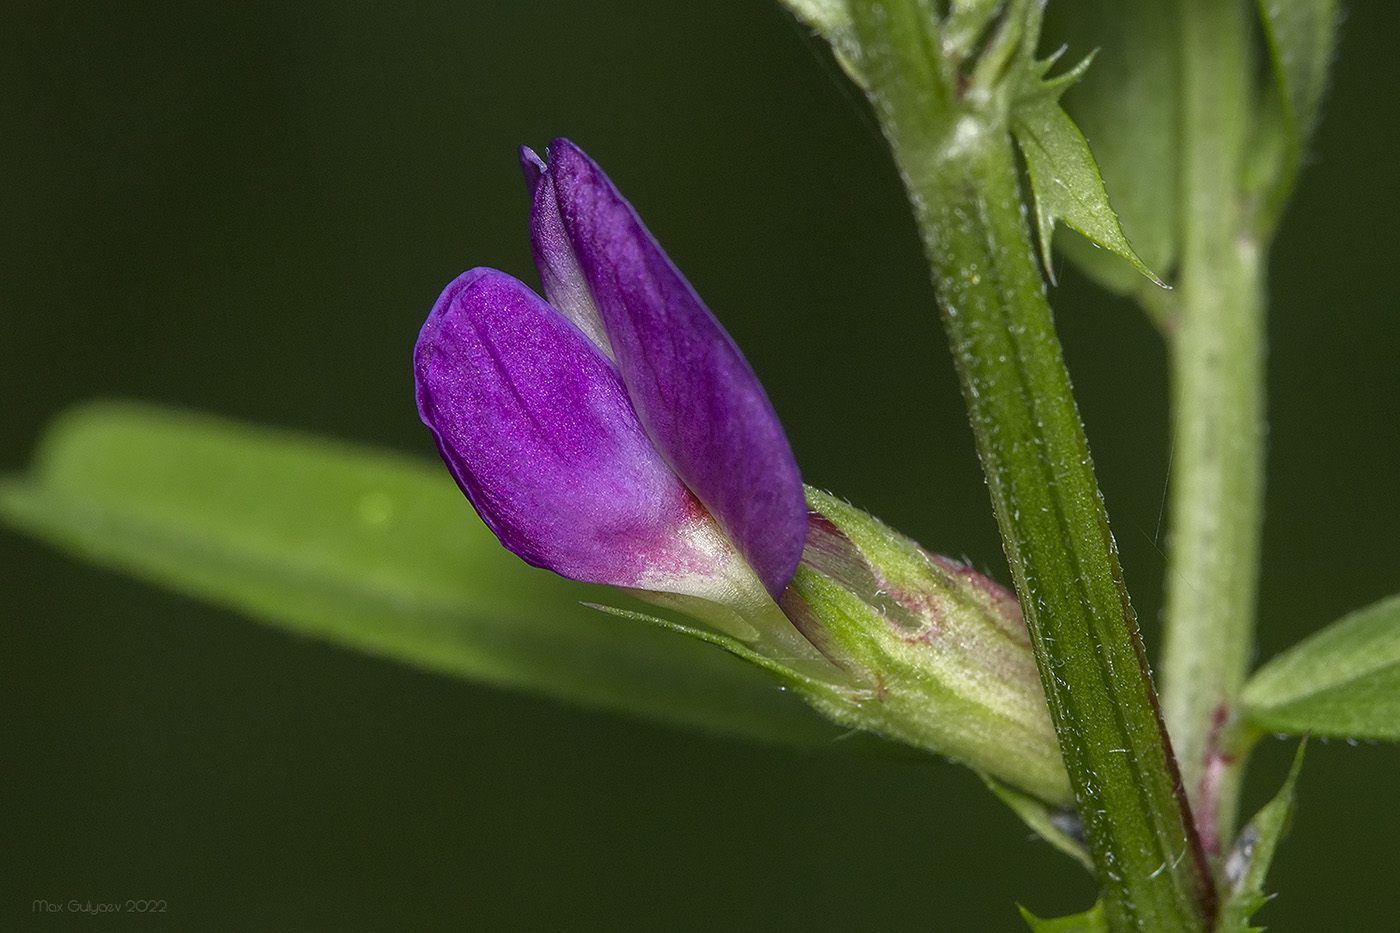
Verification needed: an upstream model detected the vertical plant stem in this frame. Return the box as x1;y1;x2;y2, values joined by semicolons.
1159;0;1266;849
848;3;1213;929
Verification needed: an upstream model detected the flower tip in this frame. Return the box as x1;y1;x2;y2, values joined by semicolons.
530;136;806;600
547;136;583;159
542;137;598;188
520;138;586;189
519;145;547;192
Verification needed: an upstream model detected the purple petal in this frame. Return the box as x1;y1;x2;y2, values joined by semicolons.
415;267;737;593
536;138;806;597
520;146;613;358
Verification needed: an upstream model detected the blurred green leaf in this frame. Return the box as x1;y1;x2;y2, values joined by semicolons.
777;0;865;88
1216;740;1306;933
778;0;850;35
1019;901;1107;932
1011;95;1164;288
1242;593;1400;740
1254;0;1340;223
0;400;850;747
1258;0;1339;151
1042;2;1181;295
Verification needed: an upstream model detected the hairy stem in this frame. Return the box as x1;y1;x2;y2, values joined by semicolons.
1158;0;1265;850
847;2;1214;928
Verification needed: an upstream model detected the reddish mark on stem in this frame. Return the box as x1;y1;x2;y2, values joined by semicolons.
1197;703;1237;857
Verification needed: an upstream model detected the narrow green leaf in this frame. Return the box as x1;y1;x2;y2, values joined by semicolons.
1252;0;1340;226
777;0;866;89
777;0;851;35
1019;901;1107;933
1041;2;1181;296
1257;0;1339;151
981;773;1093;871
1011;96;1164;287
586;602;839;695
0;400;847;748
1216;741;1306;933
947;0;1012;71
1242;593;1400;740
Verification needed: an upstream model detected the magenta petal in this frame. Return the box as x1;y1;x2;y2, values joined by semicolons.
414;267;724;590
539;139;806;597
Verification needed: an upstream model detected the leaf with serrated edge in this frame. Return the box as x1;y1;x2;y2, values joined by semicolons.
1040;1;1180;295
0;401;848;748
1216;741;1306;933
1011;96;1163;287
1242;593;1400;740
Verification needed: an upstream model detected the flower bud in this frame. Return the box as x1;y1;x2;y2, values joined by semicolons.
782;488;1072;806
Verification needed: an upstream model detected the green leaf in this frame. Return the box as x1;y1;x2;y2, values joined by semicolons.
1216;741;1306;933
586;601;848;697
1253;0;1340;225
1011;95;1164;288
1019;901;1107;933
981;773;1092;871
1242;593;1400;740
1041;2;1181;296
777;0;866;90
1257;0;1339;152
777;0;850;35
0;401;848;748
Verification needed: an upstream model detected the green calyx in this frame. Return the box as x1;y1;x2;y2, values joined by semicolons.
783;488;1073;807
598;484;1072;809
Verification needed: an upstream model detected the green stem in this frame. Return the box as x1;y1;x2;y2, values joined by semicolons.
847;3;1214;929
1158;0;1266;852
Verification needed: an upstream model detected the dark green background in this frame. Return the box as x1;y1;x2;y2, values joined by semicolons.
3;2;1396;929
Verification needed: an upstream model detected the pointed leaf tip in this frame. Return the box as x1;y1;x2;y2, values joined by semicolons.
1011;97;1165;289
1217;740;1306;931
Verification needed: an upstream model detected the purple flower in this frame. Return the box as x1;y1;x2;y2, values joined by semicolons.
415;139;806;614
412;142;1068;797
